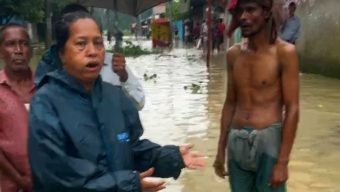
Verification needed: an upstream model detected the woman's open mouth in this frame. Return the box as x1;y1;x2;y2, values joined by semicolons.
85;62;101;72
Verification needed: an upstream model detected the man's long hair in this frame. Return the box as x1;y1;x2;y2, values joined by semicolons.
227;0;278;44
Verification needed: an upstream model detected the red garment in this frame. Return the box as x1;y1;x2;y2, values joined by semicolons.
227;0;238;11
227;0;239;37
193;25;201;39
0;70;35;192
217;23;226;35
226;0;276;41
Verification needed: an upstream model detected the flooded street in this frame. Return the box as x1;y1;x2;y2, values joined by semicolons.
126;40;340;192
2;39;339;191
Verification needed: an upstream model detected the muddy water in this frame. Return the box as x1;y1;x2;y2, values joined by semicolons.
126;42;340;192
1;39;339;191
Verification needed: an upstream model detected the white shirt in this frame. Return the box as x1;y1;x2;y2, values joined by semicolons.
101;52;145;110
201;23;208;41
185;25;190;37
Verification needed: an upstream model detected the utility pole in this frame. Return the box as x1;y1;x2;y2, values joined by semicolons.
168;0;174;46
206;0;212;67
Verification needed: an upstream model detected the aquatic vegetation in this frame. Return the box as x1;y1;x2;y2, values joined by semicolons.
184;82;203;94
144;73;158;83
107;40;160;57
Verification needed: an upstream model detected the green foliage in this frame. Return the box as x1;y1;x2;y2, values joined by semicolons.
165;0;189;21
92;8;134;32
122;41;150;57
184;82;203;94
108;40;159;58
114;12;134;31
0;0;44;23
51;0;72;18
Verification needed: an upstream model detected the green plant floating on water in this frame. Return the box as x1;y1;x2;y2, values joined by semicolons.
184;82;203;94
108;40;160;57
144;73;158;82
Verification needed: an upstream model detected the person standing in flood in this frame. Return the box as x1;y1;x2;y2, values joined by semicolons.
217;18;226;52
201;20;208;55
280;2;300;44
214;0;299;191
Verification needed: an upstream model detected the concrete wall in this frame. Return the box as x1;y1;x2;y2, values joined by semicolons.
297;0;340;78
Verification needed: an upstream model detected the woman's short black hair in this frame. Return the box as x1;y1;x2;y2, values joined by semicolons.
55;11;102;52
61;3;89;15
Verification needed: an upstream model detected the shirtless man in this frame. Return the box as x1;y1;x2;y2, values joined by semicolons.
214;0;299;191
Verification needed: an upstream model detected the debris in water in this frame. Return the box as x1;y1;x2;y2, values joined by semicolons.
144;73;158;82
184;82;203;94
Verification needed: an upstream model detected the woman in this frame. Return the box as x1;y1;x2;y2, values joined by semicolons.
29;12;205;192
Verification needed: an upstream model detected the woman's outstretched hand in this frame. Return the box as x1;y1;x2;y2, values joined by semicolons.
180;143;206;170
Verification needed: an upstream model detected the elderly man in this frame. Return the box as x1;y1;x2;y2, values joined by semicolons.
0;23;34;192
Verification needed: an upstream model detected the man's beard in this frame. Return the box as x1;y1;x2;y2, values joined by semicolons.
12;65;30;73
241;30;257;38
241;27;260;38
9;64;31;76
241;22;266;38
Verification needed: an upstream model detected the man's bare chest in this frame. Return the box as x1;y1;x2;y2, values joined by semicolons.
232;54;280;88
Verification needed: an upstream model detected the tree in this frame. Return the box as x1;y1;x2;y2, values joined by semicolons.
51;0;72;20
165;0;189;21
0;0;44;24
91;8;133;33
44;0;72;47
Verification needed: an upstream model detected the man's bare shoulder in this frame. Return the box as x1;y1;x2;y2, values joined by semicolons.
276;39;298;67
227;43;242;64
276;39;297;59
227;43;242;54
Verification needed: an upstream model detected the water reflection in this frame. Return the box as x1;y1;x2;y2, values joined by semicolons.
127;48;209;146
127;41;340;191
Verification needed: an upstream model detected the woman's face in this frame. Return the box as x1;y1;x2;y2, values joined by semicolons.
60;18;104;87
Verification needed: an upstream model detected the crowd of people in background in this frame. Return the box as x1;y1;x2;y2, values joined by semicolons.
180;0;300;55
182;18;225;54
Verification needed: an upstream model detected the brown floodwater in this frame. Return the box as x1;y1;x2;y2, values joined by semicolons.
1;39;339;192
126;44;340;192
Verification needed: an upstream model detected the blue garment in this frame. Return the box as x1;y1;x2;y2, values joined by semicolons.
34;45;61;85
280;16;301;43
35;45;146;110
29;69;185;192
